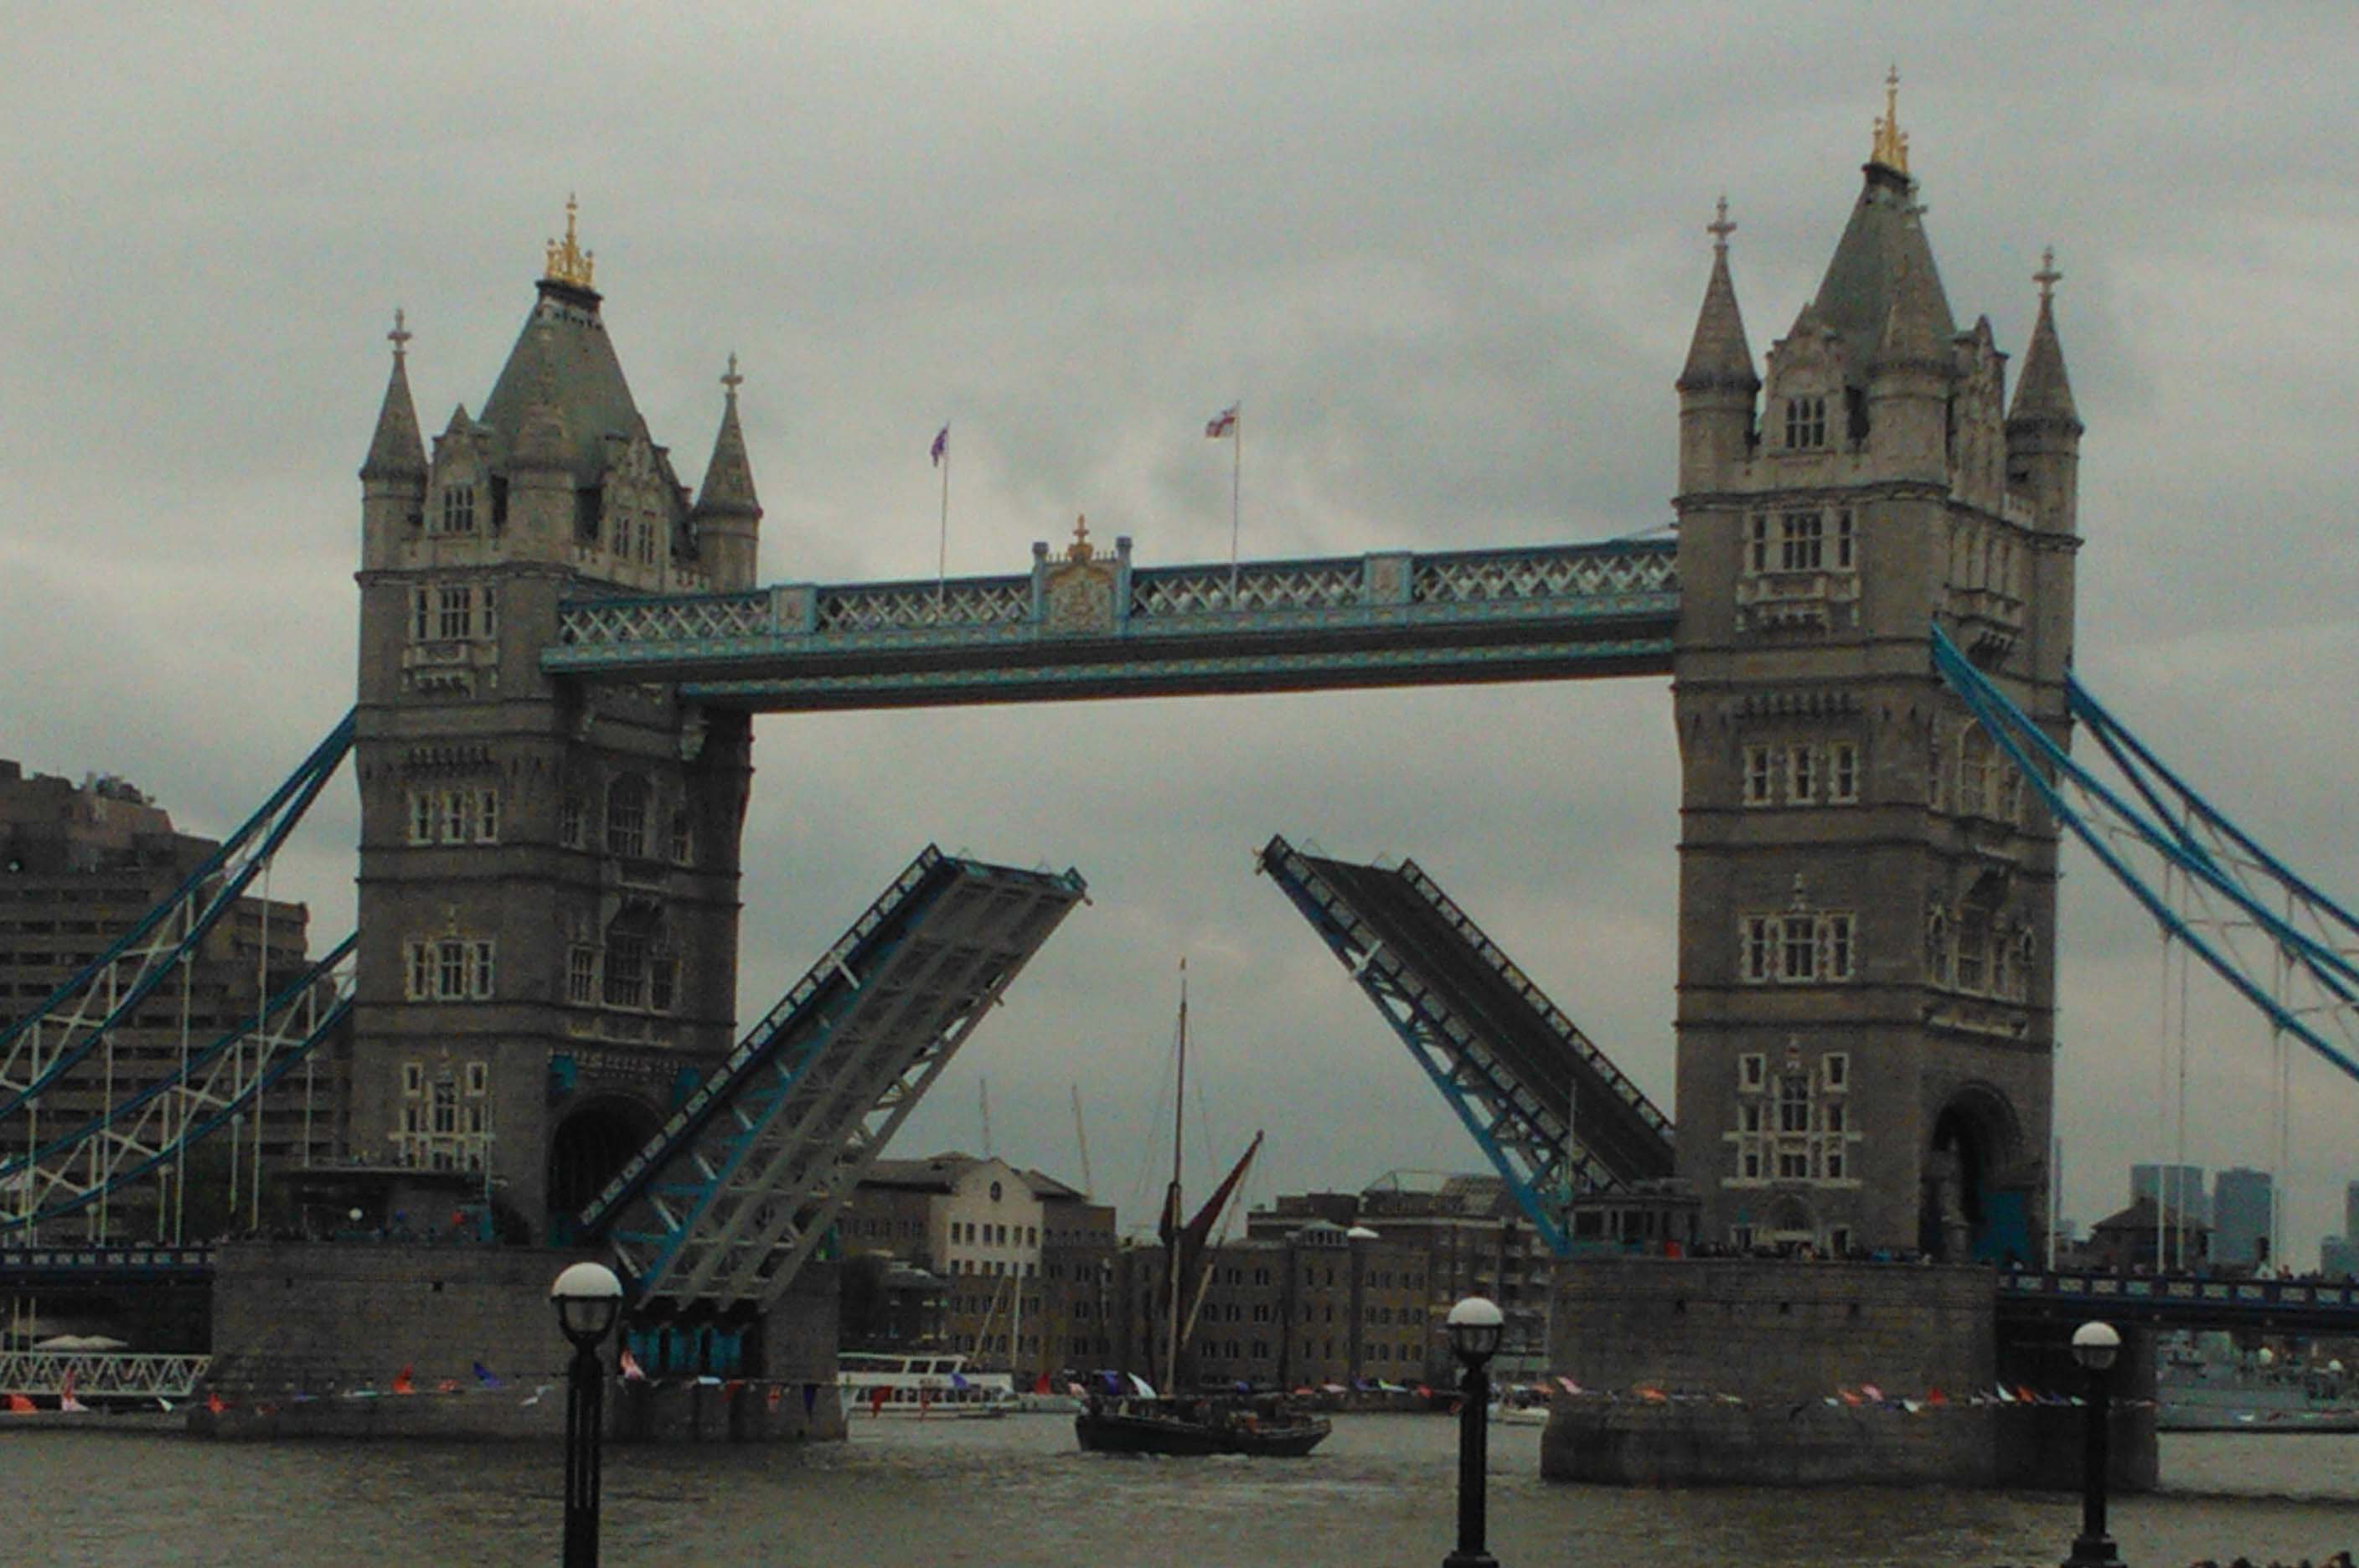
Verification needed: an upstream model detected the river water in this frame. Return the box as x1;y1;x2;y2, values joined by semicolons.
9;1416;2355;1566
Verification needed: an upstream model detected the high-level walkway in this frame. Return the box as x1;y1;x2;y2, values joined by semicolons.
545;538;1677;709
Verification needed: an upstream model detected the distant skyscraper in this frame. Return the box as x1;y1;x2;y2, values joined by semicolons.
2132;1163;2209;1227
2322;1235;2358;1279
2212;1168;2274;1267
2345;1179;2359;1249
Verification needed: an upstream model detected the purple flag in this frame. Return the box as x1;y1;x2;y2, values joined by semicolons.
931;425;948;465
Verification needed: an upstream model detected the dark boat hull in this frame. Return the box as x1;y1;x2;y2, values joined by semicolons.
1075;1401;1330;1457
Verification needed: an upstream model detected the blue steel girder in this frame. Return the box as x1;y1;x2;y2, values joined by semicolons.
0;939;355;1236
1931;626;2359;1088
584;848;1086;1311
0;712;354;1125
1257;835;1676;1256
543;539;1679;709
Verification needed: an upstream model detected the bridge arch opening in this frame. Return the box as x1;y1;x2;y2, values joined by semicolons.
547;1096;661;1237
1923;1086;2023;1265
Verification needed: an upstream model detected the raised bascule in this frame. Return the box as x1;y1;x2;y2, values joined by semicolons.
6;88;2356;1477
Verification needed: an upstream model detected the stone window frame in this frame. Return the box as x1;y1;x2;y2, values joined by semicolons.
400;936;497;1002
1742;745;1777;806
1737;911;1858;985
438;482;477;535
406;787;502;847
1787;743;1818;804
1783;395;1829;451
408;581;498;645
1778;510;1825;571
605;775;649;859
1827;740;1861;804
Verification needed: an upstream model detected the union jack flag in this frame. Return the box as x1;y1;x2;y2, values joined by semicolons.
1205;404;1238;439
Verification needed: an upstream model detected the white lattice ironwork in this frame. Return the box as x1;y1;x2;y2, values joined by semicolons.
591;850;1086;1310
0;1351;209;1400
0;941;354;1240
560;593;772;646
817;582;1030;633
1130;562;1365;616
1413;548;1675;605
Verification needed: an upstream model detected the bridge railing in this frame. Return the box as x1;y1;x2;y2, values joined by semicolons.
2000;1267;2359;1323
0;1351;209;1400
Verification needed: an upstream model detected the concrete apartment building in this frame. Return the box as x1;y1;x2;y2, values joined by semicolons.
0;761;343;1238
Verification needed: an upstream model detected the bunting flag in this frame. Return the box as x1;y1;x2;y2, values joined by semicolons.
391;1367;416;1395
1035;1373;1052;1395
6;1394;34;1414
1861;1384;1885;1402
1205;404;1239;439
1556;1375;1583;1396
1926;1387;1949;1406
1836;1388;1864;1406
949;1372;971;1392
205;1390;227;1415
59;1370;88;1414
869;1385;890;1416
619;1349;648;1383
521;1386;549;1408
155;1397;174;1413
435;1379;460;1395
472;1362;503;1390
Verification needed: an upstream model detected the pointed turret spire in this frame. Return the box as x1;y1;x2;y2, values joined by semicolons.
359;308;427;481
2008;247;2082;431
690;353;762;519
1677;197;1761;395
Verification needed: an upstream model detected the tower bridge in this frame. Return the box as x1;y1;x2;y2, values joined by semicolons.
12;97;2092;1284
19;93;2358;1461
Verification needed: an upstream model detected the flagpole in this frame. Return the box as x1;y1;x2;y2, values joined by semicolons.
936;428;950;611
1228;402;1241;602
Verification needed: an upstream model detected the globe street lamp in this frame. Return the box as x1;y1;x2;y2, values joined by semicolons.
1443;1296;1505;1568
551;1261;624;1568
2064;1320;2122;1567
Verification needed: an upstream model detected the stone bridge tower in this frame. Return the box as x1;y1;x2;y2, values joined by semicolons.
1669;87;2083;1261
351;207;761;1239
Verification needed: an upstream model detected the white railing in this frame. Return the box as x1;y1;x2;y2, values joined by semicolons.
0;1351;209;1400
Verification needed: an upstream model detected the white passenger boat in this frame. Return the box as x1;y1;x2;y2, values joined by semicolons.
839;1351;1019;1418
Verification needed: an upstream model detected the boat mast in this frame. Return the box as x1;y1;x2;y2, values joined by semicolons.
1164;959;1188;1395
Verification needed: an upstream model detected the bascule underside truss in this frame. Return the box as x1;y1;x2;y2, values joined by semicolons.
1257;835;1674;1255
581;847;1087;1313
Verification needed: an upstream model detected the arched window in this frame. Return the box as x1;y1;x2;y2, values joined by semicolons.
605;776;648;858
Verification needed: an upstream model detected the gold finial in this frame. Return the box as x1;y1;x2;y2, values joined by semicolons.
1066;514;1095;563
1871;65;1909;173
544;193;596;289
387;307;411;361
1706;194;1736;255
2034;246;2062;303
720;352;743;399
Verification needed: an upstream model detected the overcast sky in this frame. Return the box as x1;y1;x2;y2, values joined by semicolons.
5;5;2356;1257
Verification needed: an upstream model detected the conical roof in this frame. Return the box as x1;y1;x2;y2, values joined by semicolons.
1871;249;1950;374
478;278;643;482
691;357;761;518
2008;287;2081;431
507;321;573;473
359;316;427;482
1677;230;1759;395
1809;166;1955;382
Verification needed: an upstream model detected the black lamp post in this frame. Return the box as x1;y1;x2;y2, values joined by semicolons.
2064;1319;2122;1567
1443;1296;1505;1568
551;1261;624;1568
